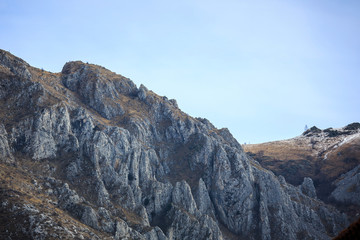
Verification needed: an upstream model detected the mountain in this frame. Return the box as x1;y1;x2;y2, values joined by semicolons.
0;49;349;239
244;125;360;221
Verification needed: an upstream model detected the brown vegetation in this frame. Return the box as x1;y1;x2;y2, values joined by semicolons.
244;137;360;193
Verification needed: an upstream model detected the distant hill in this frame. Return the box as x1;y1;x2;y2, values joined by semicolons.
244;124;360;220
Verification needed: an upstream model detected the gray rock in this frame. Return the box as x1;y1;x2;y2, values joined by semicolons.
9;103;77;161
62;61;137;119
169;99;178;108
300;177;317;199
144;227;167;240
0;50;32;80
0;50;350;240
166;207;223;240
80;206;99;230
98;207;116;233
330;165;360;205
194;178;215;218
172;181;197;215
278;175;287;185
114;219;143;240
0;124;13;163
138;84;148;101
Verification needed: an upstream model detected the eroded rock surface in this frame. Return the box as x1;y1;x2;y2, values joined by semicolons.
0;50;349;239
330;165;360;206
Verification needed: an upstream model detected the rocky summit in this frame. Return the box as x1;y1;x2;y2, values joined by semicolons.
0;50;350;239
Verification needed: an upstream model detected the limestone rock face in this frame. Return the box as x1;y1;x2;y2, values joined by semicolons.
0;124;13;163
301;177;317;199
0;50;32;80
194;178;216;217
330;165;360;206
0;49;349;240
61;61;137;119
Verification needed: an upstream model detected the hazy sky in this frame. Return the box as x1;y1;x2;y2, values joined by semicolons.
1;0;360;143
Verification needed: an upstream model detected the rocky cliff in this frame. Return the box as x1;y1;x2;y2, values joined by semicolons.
244;125;360;221
0;49;349;239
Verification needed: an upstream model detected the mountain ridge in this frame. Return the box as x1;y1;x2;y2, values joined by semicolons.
0;49;349;239
244;124;360;221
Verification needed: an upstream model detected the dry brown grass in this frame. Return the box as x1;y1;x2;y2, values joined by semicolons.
244;141;316;186
244;140;313;161
244;136;360;181
321;138;360;179
0;65;12;76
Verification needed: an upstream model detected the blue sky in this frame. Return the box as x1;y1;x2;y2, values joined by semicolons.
1;0;360;143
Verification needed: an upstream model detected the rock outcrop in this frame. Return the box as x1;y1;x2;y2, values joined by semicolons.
300;177;317;199
0;49;349;239
330;165;360;206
